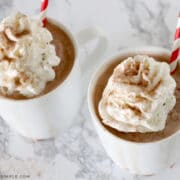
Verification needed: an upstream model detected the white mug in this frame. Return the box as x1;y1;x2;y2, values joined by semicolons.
0;18;108;140
88;46;180;175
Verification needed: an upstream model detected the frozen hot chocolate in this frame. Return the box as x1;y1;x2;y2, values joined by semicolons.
89;50;180;175
99;55;176;133
0;12;60;97
94;54;180;142
0;12;75;99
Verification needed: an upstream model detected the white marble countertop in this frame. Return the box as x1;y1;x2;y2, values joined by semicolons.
0;0;179;179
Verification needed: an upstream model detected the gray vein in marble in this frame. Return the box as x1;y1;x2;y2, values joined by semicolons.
120;0;171;48
0;117;10;159
55;124;113;180
33;139;58;160
54;100;115;180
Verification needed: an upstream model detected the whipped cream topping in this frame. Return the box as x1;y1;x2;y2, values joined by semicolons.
99;55;176;133
0;12;60;97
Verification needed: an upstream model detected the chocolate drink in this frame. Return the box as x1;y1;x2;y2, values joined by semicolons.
43;20;75;96
93;54;180;142
3;20;75;100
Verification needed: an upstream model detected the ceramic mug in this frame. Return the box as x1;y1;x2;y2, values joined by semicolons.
88;46;180;175
0;17;108;140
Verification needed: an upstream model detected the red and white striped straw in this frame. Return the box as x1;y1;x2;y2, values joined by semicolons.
41;0;49;27
169;12;180;74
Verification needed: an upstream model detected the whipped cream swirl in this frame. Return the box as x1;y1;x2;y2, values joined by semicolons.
0;12;60;97
99;55;176;133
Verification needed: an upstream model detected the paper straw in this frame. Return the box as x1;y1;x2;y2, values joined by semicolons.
41;0;48;27
169;12;180;74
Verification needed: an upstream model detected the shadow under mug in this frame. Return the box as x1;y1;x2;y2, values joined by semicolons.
0;17;108;140
88;46;180;175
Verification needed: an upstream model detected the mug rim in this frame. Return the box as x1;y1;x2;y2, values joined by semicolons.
0;17;79;103
88;46;180;145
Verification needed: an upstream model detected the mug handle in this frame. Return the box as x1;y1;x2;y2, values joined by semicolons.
76;27;108;70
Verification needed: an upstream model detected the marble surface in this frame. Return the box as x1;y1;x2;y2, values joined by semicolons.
0;0;179;179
